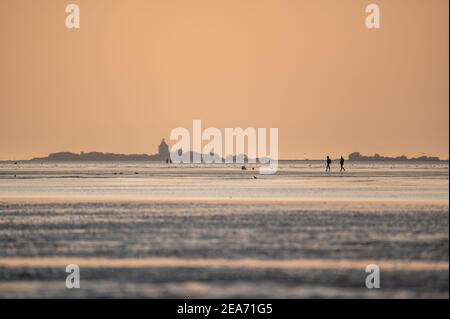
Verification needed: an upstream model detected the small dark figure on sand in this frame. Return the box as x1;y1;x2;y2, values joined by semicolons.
326;156;331;172
340;156;346;172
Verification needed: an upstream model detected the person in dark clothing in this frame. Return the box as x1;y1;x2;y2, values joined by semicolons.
326;156;332;172
340;156;346;172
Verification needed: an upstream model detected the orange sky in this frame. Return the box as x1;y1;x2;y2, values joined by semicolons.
0;0;448;160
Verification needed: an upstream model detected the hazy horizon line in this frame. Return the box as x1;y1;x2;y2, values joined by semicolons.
0;150;447;162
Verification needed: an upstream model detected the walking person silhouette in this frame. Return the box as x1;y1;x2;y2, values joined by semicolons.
340;156;346;172
326;156;332;172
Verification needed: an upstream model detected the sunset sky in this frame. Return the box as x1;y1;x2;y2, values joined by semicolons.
0;0;448;160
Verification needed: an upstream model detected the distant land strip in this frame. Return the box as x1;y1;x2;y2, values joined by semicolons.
0;258;447;271
0;151;444;163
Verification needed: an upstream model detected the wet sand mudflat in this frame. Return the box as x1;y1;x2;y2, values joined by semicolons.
0;162;448;298
0;200;448;298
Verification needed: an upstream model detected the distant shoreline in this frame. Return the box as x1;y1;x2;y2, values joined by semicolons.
0;151;446;163
0;159;447;164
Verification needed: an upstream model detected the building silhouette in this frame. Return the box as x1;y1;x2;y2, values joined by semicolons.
158;139;170;161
